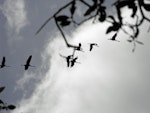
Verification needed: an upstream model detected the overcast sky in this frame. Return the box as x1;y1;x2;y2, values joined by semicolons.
0;0;150;113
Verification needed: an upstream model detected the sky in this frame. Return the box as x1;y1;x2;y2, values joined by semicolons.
0;0;150;113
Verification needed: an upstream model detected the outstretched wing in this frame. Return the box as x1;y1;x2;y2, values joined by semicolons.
26;55;32;65
74;57;78;61
90;44;93;51
2;57;5;66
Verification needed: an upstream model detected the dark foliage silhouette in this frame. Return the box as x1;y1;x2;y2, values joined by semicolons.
0;87;16;111
0;57;10;69
108;33;120;42
36;0;150;52
22;55;35;70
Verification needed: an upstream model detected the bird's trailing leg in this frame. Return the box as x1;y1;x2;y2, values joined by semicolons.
29;65;36;67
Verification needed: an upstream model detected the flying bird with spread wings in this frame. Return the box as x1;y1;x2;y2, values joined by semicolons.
0;57;10;69
22;55;35;70
88;43;99;51
59;54;73;67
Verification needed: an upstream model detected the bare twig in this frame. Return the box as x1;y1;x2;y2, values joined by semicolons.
79;0;91;7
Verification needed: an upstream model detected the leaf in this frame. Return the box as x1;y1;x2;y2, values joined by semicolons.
131;7;137;17
7;105;16;110
106;22;121;34
0;87;5;93
98;5;106;12
115;0;137;18
0;100;4;105
70;1;76;17
111;33;117;40
108;15;116;22
84;6;97;16
98;11;106;22
106;26;114;34
143;4;150;11
2;106;7;110
92;0;97;5
138;0;144;6
60;20;71;27
55;15;71;27
116;1;129;8
55;15;69;22
128;1;137;17
100;0;104;4
115;0;137;21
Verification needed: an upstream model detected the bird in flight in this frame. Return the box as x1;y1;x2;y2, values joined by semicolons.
88;43;99;51
22;55;35;70
59;54;73;67
0;57;10;69
74;43;83;52
72;43;84;57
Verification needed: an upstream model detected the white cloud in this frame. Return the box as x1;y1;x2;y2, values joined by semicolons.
15;71;36;91
13;11;150;113
1;0;28;35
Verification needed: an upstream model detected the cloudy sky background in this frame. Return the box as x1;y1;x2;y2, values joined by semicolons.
0;0;150;113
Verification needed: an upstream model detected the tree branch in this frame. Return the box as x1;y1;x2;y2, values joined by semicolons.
54;16;69;47
79;0;91;7
36;1;74;35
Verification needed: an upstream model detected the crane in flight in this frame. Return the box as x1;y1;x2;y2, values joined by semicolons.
88;43;99;51
71;43;84;57
59;54;73;67
74;43;83;51
22;55;35;70
0;57;10;69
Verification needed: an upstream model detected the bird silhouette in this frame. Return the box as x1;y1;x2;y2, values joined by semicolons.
0;57;10;69
88;43;99;51
73;42;84;55
70;57;80;67
75;43;83;51
59;54;73;67
22;55;35;70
